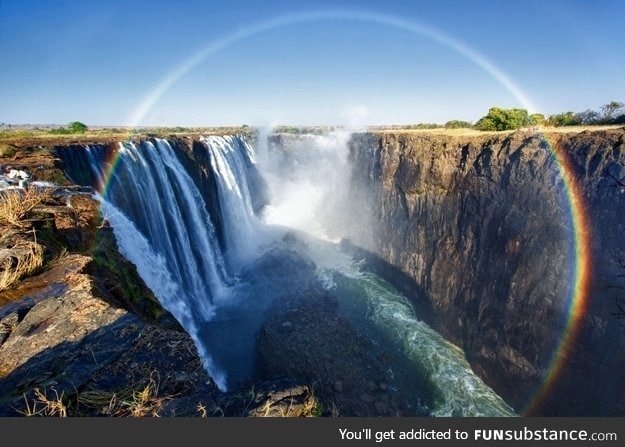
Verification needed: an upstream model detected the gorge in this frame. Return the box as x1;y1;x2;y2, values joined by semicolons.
1;127;624;416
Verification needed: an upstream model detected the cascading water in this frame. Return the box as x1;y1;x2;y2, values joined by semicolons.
58;138;239;390
202;135;264;269
57;132;515;416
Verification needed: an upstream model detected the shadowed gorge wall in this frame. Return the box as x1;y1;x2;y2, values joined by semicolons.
349;129;625;415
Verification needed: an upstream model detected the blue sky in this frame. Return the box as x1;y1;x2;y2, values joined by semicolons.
1;0;624;126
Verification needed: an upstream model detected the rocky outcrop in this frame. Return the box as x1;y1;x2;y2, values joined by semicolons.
349;129;625;415
258;283;424;417
0;182;223;416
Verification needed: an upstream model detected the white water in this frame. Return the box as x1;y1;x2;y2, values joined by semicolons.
256;130;369;243
293;236;515;416
76;138;240;390
92;139;229;318
96;195;227;390
201;135;265;270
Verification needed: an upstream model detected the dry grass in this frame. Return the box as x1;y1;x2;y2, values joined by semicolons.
0;240;44;291
122;375;163;417
0;188;51;228
0;189;49;291
19;388;68;417
17;372;167;417
196;401;208;417
77;371;165;417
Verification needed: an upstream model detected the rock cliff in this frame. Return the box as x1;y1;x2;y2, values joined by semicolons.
349;129;625;415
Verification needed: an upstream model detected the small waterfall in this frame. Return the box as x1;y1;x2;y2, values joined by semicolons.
201;136;262;270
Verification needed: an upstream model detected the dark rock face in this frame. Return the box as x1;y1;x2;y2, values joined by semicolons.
257;284;425;417
349;129;625;415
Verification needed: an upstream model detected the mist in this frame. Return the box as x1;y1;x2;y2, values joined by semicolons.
254;128;373;249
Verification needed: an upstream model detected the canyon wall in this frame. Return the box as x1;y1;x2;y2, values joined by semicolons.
349;129;625;415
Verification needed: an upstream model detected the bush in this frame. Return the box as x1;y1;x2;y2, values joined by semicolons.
68;121;88;133
575;109;601;125
0;144;16;158
475;107;533;131
613;114;625;125
444;120;473;129
546;112;581;127
530;113;546;126
49;127;70;135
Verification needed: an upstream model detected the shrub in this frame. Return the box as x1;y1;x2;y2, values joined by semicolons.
68;121;88;133
444;120;473;129
475;107;533;131
546;112;581;127
0;144;16;158
49;127;70;135
529;113;546;126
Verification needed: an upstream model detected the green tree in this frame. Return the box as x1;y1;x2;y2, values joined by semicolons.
529;113;545;126
68;121;88;133
475;107;533;131
546;112;581;127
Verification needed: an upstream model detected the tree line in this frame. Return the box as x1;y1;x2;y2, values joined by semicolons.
444;101;625;131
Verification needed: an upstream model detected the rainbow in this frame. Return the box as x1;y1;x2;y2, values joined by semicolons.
94;141;133;199
522;133;592;415
126;10;538;127
101;9;591;415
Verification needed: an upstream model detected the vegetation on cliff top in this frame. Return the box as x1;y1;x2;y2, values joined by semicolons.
374;101;625;133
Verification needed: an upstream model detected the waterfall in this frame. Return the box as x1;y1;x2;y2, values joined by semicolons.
96;195;226;390
58;137;256;390
56;133;516;414
201;135;262;270
91;139;228;317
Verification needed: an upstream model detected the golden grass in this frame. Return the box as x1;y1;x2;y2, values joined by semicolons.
77;371;165;417
0;189;49;290
0;240;44;292
19;388;68;417
196;401;208;417
0;189;51;228
123;376;162;417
